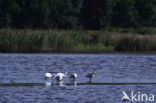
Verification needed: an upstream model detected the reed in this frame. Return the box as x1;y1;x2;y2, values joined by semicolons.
0;29;156;53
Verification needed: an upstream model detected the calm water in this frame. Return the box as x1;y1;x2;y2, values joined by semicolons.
0;53;156;103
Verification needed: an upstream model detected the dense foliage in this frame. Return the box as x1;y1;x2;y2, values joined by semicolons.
0;0;156;29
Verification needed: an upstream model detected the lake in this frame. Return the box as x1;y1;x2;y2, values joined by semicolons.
0;53;156;103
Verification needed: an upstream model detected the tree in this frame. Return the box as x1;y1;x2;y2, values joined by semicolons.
80;0;115;29
49;0;83;29
0;0;14;28
112;0;137;27
135;0;156;27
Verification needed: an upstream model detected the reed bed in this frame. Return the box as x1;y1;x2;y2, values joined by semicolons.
0;29;156;53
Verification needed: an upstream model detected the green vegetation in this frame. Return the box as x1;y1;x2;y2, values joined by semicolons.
0;0;156;53
0;0;156;29
0;29;156;53
115;35;156;52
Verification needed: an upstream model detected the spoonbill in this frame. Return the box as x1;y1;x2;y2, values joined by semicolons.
54;72;68;82
45;72;52;80
69;73;77;82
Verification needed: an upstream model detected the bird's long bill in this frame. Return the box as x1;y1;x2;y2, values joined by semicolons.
52;74;57;78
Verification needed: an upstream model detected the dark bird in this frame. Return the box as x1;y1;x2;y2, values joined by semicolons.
86;68;97;82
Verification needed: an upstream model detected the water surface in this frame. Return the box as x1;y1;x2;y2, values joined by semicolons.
0;53;156;102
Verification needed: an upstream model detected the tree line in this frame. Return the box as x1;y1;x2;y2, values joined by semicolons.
0;0;155;29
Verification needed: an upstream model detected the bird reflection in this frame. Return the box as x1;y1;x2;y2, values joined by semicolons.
45;82;51;86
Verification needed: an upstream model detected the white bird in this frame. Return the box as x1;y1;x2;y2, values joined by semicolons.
86;68;97;82
54;72;68;82
45;72;52;80
69;73;77;82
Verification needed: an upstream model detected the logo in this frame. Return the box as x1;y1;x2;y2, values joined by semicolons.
122;91;155;102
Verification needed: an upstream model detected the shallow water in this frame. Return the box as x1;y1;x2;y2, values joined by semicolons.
0;53;156;103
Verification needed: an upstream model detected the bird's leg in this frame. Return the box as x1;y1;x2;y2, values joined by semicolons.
56;79;60;82
89;78;92;83
70;78;72;82
59;79;61;82
72;78;75;82
70;78;74;82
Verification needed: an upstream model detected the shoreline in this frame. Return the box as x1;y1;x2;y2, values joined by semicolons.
0;50;156;54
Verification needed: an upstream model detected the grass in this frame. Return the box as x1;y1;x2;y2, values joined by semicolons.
0;28;156;53
75;43;114;52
